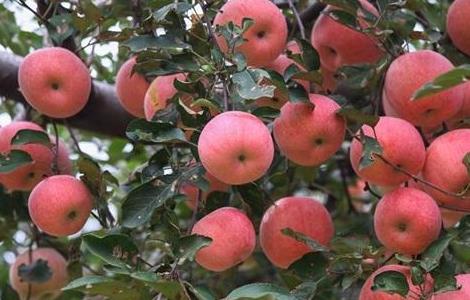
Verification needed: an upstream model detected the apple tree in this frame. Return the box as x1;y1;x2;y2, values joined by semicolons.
0;0;469;299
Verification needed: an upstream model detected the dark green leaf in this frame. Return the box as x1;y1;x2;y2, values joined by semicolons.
337;107;380;127
420;233;457;272
122;35;191;52
176;234;212;262
82;234;139;269
290;281;317;300
358;135;383;171
11;129;51;147
126;119;187;144
232;69;275;100
371;271;409;297
0;150;32;173
18;259;52;284
412;65;470;100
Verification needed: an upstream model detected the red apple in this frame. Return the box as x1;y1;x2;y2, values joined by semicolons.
18;47;91;118
9;248;68;299
383;50;464;128
213;0;288;67
260;196;334;269
374;187;441;255
28;175;93;237
447;82;470;129
191;207;256;272
359;264;434;300
447;0;470;56
144;73;187;121
198;111;274;185
350;116;426;186
273;94;345;166
115;57;149;118
311;0;383;72
422;129;470;211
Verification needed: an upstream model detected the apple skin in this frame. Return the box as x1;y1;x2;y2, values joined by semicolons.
213;0;288;67
191;207;256;272
311;0;383;73
359;264;434;300
374;187;441;255
9;247;68;300
383;50;464;128
447;82;470;129
422;129;470;211
259;197;334;269
181;171;230;210
0;122;71;192
144;73;187;121
115;57;149;118
28;175;93;237
198;111;274;185
432;274;470;299
350;116;426;186
447;0;470;56
273;94;346;166
18;47;91;119
256;41;310;109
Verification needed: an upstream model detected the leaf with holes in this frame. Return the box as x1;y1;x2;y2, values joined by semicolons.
82;234;139;269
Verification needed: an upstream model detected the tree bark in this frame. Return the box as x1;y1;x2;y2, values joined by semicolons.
0;50;133;137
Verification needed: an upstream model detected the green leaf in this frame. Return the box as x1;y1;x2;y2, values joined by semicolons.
225;283;291;300
287;86;310;104
328;10;358;29
122;35;191;52
232;69;275;100
410;266;425;286
11;129;51;147
463;153;470;177
130;272;182;299
281;228;330;252
62;275;144;300
371;270;409;297
420;233;457;272
358;135;383;171
0;150;32;173
18;259;52;284
121;180;176;228
294;39;320;71
337;107;380;127
290;281;317;300
153;2;192;22
176;234;212;263
126;119;187;144
432;274;459;295
82;234;139;269
412;64;470;100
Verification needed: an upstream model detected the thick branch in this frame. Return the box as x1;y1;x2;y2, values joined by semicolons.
0;50;133;137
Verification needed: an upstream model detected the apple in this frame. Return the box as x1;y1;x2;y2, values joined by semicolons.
256;41;310;109
18;47;91;118
422;129;470;211
350;116;426;186
181;171;230;210
213;0;288;67
9;247;68;299
259;196;334;269
383;50;464;128
198;111;274;185
191;207;256;272
0;121;71;192
115;57;149;118
447;82;470;129
144;73;187;121
359;264;434;300
431;274;470;299
28;175;93;237
447;0;470;56
311;0;383;73
374;187;441;255
440;207;466;229
273;94;345;166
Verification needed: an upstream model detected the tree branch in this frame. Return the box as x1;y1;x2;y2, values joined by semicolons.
0;50;133;137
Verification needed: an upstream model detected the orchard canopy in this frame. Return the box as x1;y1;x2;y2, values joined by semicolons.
1;0;470;299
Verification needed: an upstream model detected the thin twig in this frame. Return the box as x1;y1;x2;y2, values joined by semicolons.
63;120;83;155
91;211;108;229
52;121;60;175
15;0;49;25
287;0;306;39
